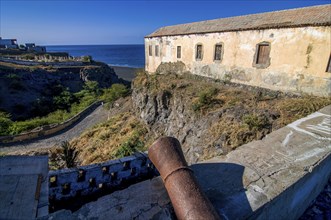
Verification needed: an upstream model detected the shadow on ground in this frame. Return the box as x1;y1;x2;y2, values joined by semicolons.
191;162;252;219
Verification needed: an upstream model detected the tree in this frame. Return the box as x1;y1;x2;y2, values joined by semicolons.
53;89;75;110
83;81;100;97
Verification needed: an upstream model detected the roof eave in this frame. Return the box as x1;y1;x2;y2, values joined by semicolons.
144;22;331;39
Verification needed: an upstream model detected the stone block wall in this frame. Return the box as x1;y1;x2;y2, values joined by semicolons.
48;152;157;202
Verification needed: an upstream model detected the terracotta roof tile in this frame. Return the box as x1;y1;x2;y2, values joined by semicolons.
146;4;331;38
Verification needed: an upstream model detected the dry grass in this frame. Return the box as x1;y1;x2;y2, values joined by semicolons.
209;95;331;153
275;95;331;128
71;112;148;165
209;117;253;150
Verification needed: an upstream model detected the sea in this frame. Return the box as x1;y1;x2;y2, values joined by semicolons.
46;45;145;68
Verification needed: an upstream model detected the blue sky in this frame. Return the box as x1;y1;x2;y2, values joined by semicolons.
0;0;330;45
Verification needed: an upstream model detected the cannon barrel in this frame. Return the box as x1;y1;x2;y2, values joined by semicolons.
148;137;220;220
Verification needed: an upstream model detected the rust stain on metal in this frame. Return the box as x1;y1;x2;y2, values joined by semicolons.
149;137;221;220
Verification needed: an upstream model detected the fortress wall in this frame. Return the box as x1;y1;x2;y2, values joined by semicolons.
48;152;157;202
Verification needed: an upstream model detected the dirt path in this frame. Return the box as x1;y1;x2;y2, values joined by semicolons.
0;105;109;154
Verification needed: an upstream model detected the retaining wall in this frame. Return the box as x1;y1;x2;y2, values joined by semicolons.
0;102;101;144
48;152;157;202
0;57;84;67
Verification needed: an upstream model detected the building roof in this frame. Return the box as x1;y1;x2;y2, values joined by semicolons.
146;4;331;38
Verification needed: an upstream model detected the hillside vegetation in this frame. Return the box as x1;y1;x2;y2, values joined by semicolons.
52;71;330;166
0;82;129;136
0;58;129;135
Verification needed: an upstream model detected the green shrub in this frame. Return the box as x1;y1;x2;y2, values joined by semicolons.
114;123;147;158
101;84;130;105
115;137;144;158
82;55;92;63
0;112;13;135
192;87;218;112
82;81;100;97
114;134;145;158
9;120;41;135
53;89;75;110
243;114;269;131
60;141;79;168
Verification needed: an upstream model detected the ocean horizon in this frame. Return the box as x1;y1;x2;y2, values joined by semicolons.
46;44;145;68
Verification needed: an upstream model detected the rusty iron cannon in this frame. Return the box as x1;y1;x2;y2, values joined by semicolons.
148;137;221;220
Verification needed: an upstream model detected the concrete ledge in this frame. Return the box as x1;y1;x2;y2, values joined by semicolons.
197;105;331;219
49;105;331;219
0;156;49;219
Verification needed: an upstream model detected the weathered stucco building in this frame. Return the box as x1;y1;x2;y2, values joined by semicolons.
145;5;331;96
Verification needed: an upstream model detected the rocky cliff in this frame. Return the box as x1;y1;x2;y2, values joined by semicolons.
132;72;331;164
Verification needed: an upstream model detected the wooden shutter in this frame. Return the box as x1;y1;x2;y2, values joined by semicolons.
214;44;222;61
196;45;202;60
155;45;159;57
327;54;331;73
256;44;270;64
177;46;181;59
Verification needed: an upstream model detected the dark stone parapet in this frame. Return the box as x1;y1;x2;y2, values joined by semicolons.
48;152;158;212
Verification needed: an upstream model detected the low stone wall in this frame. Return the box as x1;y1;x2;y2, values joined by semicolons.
0;102;101;144
48;153;157;205
0;57;84;67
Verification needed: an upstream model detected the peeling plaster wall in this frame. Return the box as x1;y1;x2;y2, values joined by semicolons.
145;26;331;96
